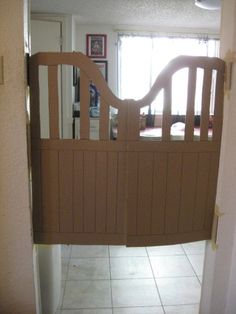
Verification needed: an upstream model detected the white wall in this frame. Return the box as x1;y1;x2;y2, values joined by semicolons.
75;24;118;95
200;1;236;313
0;0;36;312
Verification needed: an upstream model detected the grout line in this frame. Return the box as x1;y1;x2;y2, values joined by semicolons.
146;246;165;312
108;245;114;314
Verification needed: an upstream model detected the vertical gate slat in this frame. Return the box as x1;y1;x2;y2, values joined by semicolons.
185;68;196;141
117;105;127;141
165;153;182;234
32;149;42;232
48;65;59;139
127;152;139;235
73;151;84;232
106;152;118;233
162;80;172;141
178;153;198;232
116;152;126;234
41;150;59;232
80;71;90;139
59;151;73;232
200;69;212;141
212;70;224;141
204;152;219;230
127;102;140;140
151;153;168;235
83;151;96;232
193;153;210;231
95;152;107;233
137;152;153;235
99;98;109;140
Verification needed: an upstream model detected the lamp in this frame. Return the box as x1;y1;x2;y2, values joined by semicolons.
195;0;221;10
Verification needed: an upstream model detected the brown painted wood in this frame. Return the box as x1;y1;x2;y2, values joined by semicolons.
165;153;182;234
83;151;96;232
200;69;212;141
80;71;90;139
127;152;139;235
178;153;198;232
59;151;73;232
193;153;211;231
136;152;153;235
212;69;224;141
95;152;107;233
32;149;42;232
162;80;172;141
185;68;196;141
41;150;59;232
48;65;59;139
99;98;110;140
151;153;168;235
116;152;126;234
106;152;118;233
73;151;84;232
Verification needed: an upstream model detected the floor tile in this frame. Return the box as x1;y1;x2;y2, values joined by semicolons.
182;241;206;255
63;280;112;309
71;245;109;258
110;257;152;279
164;304;200;314
150;255;195;277
113;306;164;313
62;245;71;258
188;254;204;276
109;246;147;257
61;310;112;314
62;258;69;281
156;277;201;306
68;258;110;280
112;279;161;307
147;245;184;256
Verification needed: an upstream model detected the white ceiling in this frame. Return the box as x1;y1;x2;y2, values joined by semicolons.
31;0;221;32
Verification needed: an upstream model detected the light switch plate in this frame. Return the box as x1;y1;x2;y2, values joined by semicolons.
0;56;4;84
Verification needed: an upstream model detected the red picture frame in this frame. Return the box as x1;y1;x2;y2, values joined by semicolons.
86;34;107;58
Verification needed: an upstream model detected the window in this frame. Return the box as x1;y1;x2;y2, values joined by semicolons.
118;34;219;115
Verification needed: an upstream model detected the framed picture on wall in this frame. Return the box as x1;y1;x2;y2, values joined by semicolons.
86;34;107;58
93;60;108;81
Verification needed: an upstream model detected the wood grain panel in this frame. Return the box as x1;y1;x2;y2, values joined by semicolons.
41;150;59;232
99;98;109;140
95;152;107;233
106;152;118;233
73;151;84;232
48;65;59;139
83;151;96;232
212;69;224;141
116;152;127;234
178;153;198;232
151;153;168;235
137;152;153;235
200;69;212;141
165;153;182;234
205;152;219;230
127;152;139;235
193;153;210;231
32;149;42;232
80;71;90;139
162;80;172;141
59;151;73;232
185;68;196;141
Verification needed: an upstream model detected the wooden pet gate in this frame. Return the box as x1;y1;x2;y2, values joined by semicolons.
29;52;225;246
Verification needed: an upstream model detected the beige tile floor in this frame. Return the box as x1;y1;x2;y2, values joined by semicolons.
57;241;205;314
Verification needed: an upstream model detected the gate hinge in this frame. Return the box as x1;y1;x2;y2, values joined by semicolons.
224;50;236;94
211;204;224;250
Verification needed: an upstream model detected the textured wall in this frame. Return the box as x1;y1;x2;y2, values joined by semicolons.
0;0;36;312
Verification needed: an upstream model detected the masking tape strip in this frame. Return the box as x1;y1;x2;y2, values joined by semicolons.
211;204;224;251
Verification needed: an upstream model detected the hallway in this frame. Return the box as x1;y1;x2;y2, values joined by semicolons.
57;241;205;313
